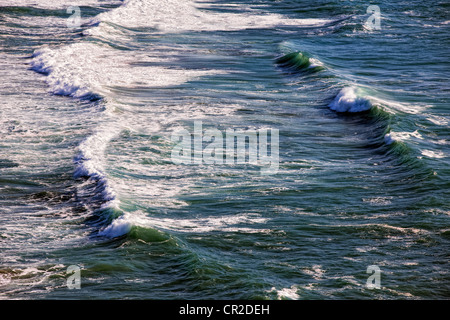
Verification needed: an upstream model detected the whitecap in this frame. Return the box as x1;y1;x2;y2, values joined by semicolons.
328;87;372;113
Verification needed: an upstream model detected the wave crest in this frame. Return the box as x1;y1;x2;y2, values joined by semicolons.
328;87;372;113
276;51;324;74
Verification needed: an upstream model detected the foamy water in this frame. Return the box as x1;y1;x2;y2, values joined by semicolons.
1;0;449;300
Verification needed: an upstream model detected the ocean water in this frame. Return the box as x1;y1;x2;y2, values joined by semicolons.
0;0;449;299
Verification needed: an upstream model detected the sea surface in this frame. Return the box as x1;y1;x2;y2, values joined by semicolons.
0;0;449;299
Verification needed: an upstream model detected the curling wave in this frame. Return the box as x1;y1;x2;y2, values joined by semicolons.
328;87;372;113
276;51;324;74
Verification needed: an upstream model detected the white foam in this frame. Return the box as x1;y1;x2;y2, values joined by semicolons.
0;0;121;9
98;214;132;237
308;57;324;68
28;0;337;240
331;86;426;115
384;130;422;145
268;285;300;300
362;196;393;205
433;139;449;146
420;150;446;159
74;120;121;178
31;43;222;99
370;96;430;115
328;87;372;113
426;115;449;126
92;0;333;32
302;264;326;280
98;211;271;238
310;223;426;235
73;120;123;208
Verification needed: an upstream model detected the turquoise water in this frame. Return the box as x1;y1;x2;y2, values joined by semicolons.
0;0;449;299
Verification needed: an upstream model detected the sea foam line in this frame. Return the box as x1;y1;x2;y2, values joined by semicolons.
73;122;122;208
